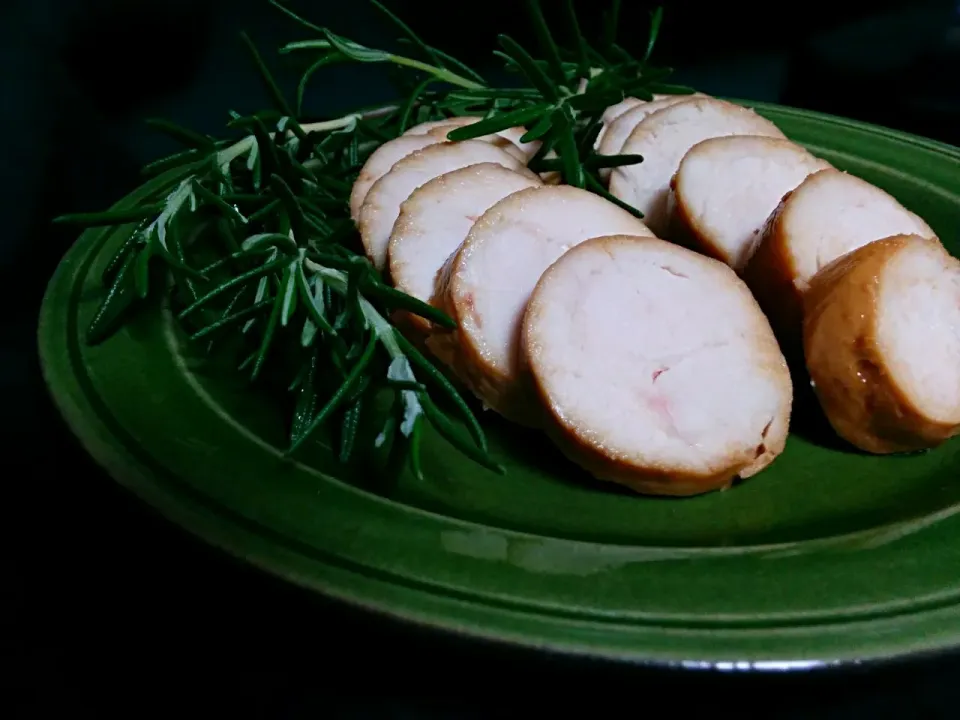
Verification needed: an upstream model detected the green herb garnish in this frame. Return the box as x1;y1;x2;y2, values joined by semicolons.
53;0;687;481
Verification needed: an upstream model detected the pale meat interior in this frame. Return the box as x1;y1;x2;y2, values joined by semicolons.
358;139;536;270
404;117;539;162
598;97;643;126
525;236;789;478
446;185;654;387
608;97;786;234
349;134;444;221
388;163;542;330
594;94;679;147
673;136;831;270
475;126;540;162
776;168;936;292
595;94;702;177
877;241;960;423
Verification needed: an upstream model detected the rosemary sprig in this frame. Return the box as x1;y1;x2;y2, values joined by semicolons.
54;0;688;484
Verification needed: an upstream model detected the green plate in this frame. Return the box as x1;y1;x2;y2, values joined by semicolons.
39;101;960;669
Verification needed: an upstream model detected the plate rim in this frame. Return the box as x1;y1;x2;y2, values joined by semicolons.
38;100;960;671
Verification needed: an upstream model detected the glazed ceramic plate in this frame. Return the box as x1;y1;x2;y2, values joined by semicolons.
39;101;960;669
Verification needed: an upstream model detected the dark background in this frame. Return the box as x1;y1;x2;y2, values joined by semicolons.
8;0;960;715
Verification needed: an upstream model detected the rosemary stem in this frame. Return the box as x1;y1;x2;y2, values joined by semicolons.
387;55;485;90
329;104;399;122
211;105;395;176
296;106;397;140
302;140;378;170
282;38;483;91
304;259;348;288
300;116;359;133
217;136;256;166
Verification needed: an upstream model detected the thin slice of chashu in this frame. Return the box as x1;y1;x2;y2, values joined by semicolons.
522;234;792;497
358;140;538;270
594;94;704;178
429;185;655;426
388;163;542;338
349;134;444;222
608;97;786;235
403;117;539;162
670;135;831;271
742;167;938;353
803;234;960;453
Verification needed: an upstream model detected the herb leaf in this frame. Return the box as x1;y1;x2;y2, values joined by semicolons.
322;29;392;63
445;104;552;141
497;35;559;101
524;0;566;84
240;32;295;119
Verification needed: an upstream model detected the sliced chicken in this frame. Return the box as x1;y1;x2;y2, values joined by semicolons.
429;185;655;426
742;168;938;352
608;97;786;235
595;94;703;178
388;163;542;337
522;234;792;496
403;117;481;136
594;94;683;147
803;234;960;453
350;135;445;222
670;136;831;271
477;126;540;163
358;140;538;271
404;117;539;162
600;97;645;125
594;97;645;148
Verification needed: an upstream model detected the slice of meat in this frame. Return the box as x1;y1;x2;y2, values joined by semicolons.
523;234;792;496
601;97;645;125
742;168;938;353
349;135;444;222
404;117;539;162
358;140;538;270
403;117;481;136
608;97;786;235
594;97;645;148
670;136;832;271
595;94;704;178
387;163;542;337
803;234;960;453
594;94;682;147
481;126;540;163
429;185;655;425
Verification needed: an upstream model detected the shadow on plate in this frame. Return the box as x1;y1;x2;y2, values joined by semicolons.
788;371;861;453
485;411;700;501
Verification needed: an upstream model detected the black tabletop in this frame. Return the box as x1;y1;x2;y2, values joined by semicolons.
9;0;960;715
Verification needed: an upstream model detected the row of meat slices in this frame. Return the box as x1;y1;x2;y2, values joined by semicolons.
349;95;960;497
